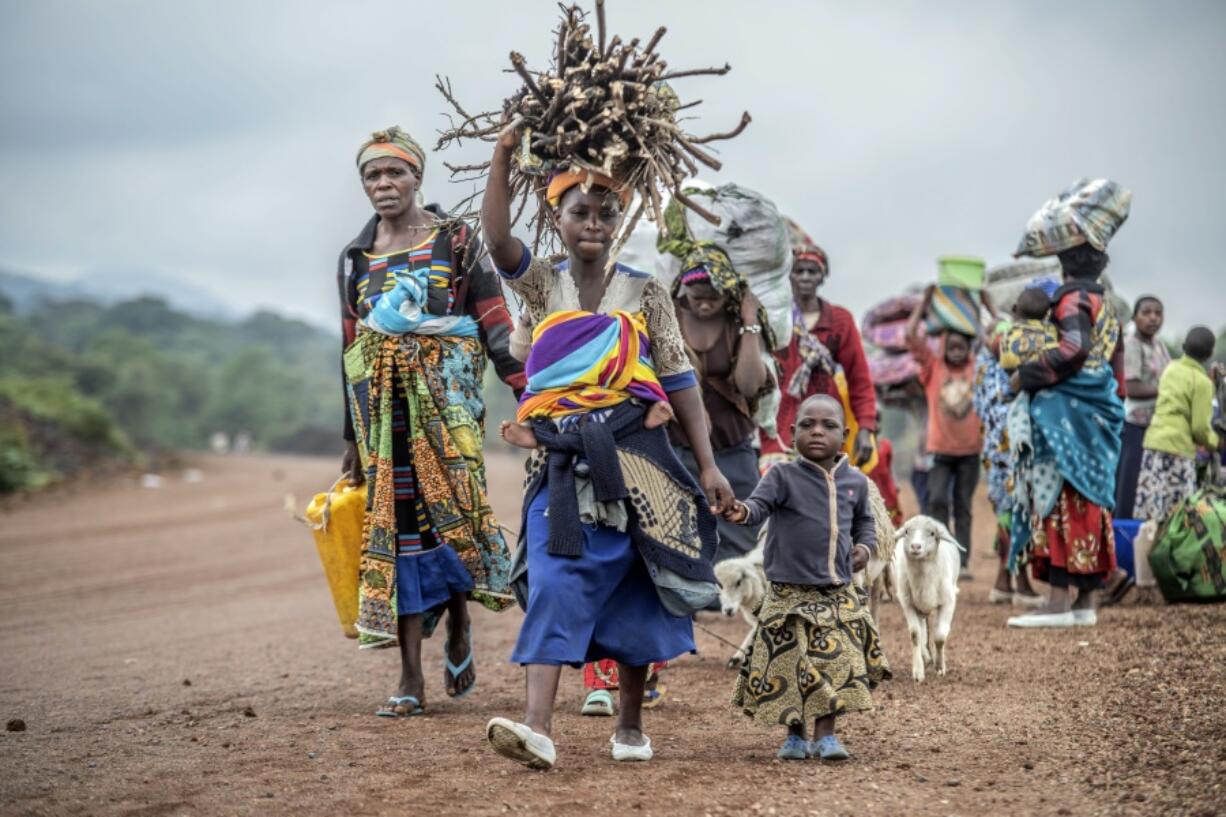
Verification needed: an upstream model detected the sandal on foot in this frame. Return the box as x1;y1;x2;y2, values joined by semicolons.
581;690;615;717
487;717;555;770
642;683;667;710
444;625;476;699
810;735;851;760
777;735;808;760
375;695;424;718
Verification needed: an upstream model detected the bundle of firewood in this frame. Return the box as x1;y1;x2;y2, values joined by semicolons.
435;1;750;254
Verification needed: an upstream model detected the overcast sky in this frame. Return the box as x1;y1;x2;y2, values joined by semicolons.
2;1;1223;334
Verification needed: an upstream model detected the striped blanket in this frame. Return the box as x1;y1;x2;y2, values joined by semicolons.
516;310;667;422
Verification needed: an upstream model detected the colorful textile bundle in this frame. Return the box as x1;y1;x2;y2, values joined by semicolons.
365;263;479;338
516;310;667;422
925;285;980;337
1015;178;1133;258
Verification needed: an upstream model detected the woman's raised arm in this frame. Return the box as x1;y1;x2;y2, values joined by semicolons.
481;132;526;274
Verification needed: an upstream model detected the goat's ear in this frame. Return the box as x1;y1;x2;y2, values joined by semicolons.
940;533;967;552
894;519;914;541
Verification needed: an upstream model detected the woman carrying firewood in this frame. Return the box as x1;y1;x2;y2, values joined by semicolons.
480;125;733;768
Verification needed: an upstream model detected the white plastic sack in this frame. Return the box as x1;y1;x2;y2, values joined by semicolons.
661;182;793;351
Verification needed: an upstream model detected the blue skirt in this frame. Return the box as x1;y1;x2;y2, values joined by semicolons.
395;545;474;617
510;486;696;667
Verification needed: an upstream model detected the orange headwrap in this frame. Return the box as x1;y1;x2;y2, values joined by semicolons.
545;168;631;209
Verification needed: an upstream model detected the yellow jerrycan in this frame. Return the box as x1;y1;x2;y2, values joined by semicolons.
305;477;366;639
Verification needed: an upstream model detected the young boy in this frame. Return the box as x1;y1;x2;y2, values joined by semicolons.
1135;326;1223;525
907;286;984;578
725;394;889;761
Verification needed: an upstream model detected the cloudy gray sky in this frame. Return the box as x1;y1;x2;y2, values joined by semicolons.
2;0;1223;334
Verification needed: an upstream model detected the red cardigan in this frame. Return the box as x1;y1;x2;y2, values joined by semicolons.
761;299;877;455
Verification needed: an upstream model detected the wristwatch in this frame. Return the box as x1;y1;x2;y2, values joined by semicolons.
738;324;762;335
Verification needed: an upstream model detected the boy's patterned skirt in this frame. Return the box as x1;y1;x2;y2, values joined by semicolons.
732;583;890;726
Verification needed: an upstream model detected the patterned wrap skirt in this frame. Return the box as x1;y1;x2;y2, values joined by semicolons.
344;331;514;648
1029;483;1116;585
1134;448;1198;528
732;583;889;726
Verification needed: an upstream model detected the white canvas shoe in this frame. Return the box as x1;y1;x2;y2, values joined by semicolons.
1072;609;1098;627
1006;611;1076;629
610;734;653;762
487;717;556;770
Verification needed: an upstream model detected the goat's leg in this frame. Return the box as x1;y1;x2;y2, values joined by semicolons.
729;614;757;668
932;602;955;677
869;579;881;626
898;603;927;683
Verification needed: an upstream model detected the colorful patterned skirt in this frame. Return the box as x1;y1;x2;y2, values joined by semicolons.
1029;484;1116;586
732;583;889;726
1134;448;1198;528
344;331;513;648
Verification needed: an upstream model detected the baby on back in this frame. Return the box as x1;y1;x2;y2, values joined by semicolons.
999;286;1058;371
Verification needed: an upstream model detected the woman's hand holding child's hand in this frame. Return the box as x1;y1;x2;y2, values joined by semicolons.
723;501;748;524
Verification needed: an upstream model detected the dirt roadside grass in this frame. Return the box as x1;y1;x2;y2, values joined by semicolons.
1;452;1222;817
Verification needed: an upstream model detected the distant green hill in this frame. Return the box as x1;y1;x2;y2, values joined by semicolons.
0;295;343;492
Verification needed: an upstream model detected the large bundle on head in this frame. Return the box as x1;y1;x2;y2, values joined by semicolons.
656;182;792;351
434;1;750;255
1015;178;1132;259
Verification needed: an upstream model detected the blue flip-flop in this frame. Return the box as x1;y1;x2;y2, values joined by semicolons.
809;735;851;760
445;626;476;699
777;735;808;760
375;695;424;718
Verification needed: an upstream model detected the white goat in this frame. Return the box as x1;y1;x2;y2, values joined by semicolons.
713;530;768;668
891;515;962;683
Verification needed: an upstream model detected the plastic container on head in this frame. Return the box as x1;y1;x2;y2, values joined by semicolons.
937;255;986;290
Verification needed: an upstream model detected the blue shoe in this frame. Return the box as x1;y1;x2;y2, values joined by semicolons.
777;735;808;760
809;735;850;760
445;626;476;699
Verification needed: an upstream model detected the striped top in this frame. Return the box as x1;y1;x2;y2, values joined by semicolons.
350;231;453;316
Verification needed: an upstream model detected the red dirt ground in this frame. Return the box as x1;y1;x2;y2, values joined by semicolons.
1;452;1222;817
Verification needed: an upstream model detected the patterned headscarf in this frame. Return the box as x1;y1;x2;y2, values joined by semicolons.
545;167;631;209
679;242;741;297
356;126;426;174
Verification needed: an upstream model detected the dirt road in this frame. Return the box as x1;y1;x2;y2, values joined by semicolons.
1;453;1222;817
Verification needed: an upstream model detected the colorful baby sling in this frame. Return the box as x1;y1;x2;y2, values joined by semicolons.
516;309;667;422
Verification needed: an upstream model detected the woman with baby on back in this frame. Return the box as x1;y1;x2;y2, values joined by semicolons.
480;124;734;769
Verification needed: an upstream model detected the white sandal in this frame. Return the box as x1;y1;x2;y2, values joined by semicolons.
487;717;556;770
610;734;653;762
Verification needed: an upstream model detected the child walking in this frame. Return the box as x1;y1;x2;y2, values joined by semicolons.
726;394;890;760
907;285;984;578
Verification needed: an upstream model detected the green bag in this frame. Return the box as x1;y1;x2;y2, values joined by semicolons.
1148;484;1226;603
